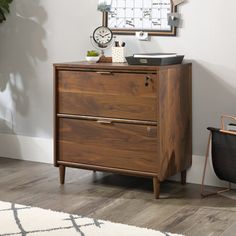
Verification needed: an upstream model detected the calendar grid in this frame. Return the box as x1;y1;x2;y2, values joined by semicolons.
108;0;172;31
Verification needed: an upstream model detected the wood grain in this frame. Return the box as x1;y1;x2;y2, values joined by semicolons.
54;62;192;198
59;165;65;184
58;118;159;173
2;158;236;236
153;177;160;199
57;71;157;121
158;64;192;181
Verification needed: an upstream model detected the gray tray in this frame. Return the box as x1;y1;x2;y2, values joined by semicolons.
126;55;184;66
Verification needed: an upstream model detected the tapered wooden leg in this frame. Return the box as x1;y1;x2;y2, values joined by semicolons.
59;165;66;185
153;177;160;199
181;170;187;185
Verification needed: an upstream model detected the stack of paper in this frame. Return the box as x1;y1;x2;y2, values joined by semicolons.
228;123;236;131
133;53;177;58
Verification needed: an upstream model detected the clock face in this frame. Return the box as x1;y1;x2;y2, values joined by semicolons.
93;26;113;46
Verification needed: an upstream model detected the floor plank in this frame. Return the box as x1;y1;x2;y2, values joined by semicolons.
1;157;236;236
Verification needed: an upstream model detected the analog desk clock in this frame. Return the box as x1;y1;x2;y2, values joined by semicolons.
90;26;114;62
93;26;113;48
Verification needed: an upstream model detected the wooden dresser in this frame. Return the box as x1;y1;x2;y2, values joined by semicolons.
53;62;192;198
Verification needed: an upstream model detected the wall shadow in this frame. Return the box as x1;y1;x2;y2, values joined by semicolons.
0;0;47;136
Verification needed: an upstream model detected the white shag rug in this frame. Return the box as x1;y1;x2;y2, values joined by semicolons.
0;201;183;236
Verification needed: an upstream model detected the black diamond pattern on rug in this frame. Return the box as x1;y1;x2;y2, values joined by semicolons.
0;201;181;236
0;203;103;236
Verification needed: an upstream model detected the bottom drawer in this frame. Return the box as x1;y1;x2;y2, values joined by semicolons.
57;118;159;173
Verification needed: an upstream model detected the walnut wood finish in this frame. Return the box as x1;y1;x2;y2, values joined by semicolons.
181;170;187;185
57;161;157;177
59;165;65;184
58;118;158;173
153;177;160;199
158;65;192;181
54;62;192;199
57;71;157;121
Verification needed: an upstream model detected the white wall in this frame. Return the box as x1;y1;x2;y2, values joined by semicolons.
0;0;101;138
0;0;236;186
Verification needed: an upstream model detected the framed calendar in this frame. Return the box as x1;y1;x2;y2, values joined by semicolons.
103;0;177;36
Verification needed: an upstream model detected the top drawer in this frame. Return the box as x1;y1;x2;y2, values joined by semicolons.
56;70;158;121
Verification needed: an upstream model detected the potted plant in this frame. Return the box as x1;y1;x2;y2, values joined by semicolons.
86;50;100;62
0;0;13;23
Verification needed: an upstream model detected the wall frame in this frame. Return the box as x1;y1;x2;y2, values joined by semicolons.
103;0;177;36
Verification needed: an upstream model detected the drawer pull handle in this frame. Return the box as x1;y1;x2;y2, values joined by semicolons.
97;119;113;125
96;71;113;75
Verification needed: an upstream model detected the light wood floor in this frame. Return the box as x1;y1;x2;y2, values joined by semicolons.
1;157;236;235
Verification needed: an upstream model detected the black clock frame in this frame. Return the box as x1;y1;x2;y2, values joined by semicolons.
93;26;114;47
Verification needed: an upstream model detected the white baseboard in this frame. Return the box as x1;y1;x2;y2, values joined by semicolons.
0;134;53;164
170;155;231;188
0;134;232;188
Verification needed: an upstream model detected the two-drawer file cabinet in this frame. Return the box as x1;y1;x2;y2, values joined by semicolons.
53;62;192;198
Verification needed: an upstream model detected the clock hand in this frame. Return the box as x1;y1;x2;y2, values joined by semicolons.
103;33;111;37
97;34;105;38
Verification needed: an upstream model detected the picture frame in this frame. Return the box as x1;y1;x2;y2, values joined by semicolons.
103;0;177;36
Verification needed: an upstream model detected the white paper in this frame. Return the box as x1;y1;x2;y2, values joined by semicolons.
126;0;134;8
134;19;143;29
117;0;125;8
135;0;143;8
152;9;161;19
143;19;152;29
108;0;173;31
143;0;152;8
125;18;135;28
134;8;143;18
125;8;134;18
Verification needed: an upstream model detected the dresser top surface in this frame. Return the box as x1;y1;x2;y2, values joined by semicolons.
54;61;191;72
